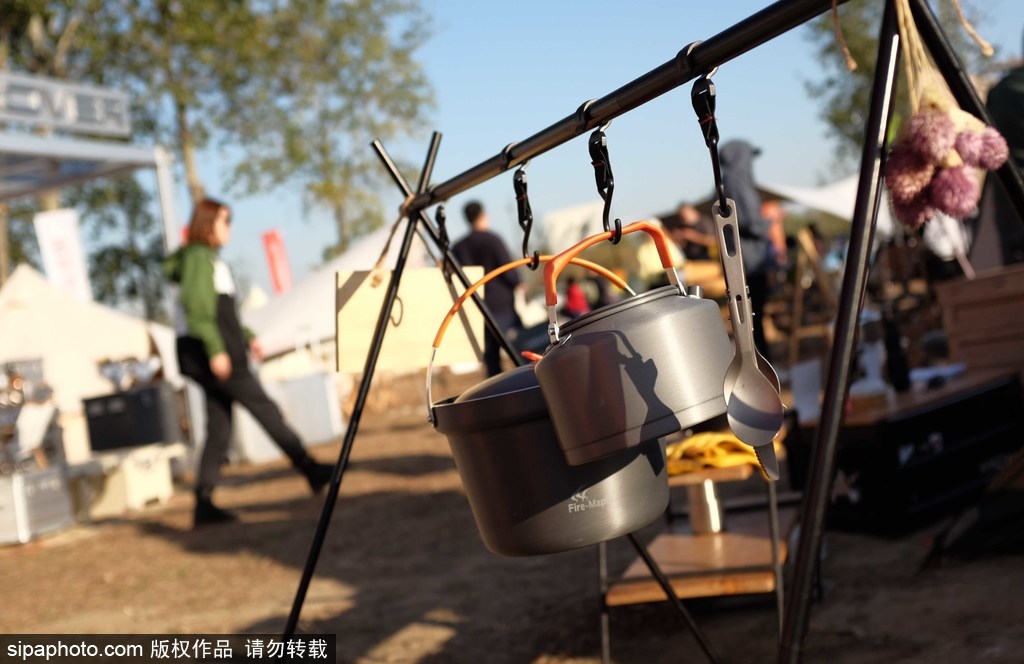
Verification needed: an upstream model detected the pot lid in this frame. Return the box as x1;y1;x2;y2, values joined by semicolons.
455;363;539;403
560;285;688;335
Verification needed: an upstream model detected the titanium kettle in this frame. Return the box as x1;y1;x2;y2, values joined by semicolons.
535;221;734;465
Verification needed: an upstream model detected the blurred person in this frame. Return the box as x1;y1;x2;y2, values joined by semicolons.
719;139;773;356
452;200;523;377
669;203;717;261
588;274;611;309
562;276;591;319
805;222;828;258
164;198;333;527
761;200;790;269
977;35;1024;264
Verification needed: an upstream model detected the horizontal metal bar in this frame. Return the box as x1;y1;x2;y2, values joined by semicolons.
409;0;847;209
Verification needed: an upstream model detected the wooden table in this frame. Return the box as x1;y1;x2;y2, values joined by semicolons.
599;465;789;664
604;463;786;605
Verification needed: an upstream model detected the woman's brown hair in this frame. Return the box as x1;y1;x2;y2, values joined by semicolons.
187;198;230;246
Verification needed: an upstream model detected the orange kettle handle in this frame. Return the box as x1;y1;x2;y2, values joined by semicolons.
543;221;680;307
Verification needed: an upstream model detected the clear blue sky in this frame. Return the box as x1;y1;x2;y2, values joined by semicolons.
172;0;1024;293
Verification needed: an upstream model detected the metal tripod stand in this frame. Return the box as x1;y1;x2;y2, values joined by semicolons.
282;1;1024;662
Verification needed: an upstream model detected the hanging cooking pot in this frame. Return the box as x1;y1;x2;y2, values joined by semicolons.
535;221;734;466
429;255;669;557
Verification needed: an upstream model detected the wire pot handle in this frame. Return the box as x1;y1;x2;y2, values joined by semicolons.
427;255;633;424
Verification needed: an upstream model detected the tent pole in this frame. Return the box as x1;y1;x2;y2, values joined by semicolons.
778;2;901;661
153;146;179;254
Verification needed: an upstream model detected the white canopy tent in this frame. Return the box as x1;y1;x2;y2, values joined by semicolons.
541;201;606;253
760;175;897;241
0;265;180;462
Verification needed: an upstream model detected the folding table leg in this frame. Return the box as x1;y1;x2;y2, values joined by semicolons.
626;533;722;664
768;479;784;638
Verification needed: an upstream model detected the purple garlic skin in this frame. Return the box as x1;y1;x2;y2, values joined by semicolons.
904;111;957;163
930;166;980;219
978;127;1009;171
954;130;984;167
892;193;936;229
885;143;936;204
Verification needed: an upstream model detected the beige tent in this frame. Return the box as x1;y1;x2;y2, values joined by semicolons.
0;264;178;462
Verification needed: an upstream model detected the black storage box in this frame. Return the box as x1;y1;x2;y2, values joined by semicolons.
83;383;184;452
788;371;1024;534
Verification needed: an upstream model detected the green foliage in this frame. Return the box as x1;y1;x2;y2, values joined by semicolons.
1;0;434;303
79;0;435;256
220;0;435;256
65;177;169;322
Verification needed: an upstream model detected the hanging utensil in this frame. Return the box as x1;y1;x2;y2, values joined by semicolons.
712;200;784;480
692;72;783;480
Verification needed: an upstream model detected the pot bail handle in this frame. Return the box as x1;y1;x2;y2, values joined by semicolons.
427;255;633;424
544;220;683;343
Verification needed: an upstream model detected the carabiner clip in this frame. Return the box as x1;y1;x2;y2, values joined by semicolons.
589;126;622;244
513;163;540;270
436;204;453;277
691;73;730;216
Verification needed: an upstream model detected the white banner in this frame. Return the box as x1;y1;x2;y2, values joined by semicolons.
33;208;93;302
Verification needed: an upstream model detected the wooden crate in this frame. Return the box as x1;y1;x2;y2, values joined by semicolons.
935;264;1024;374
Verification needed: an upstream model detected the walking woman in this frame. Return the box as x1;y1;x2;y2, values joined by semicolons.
164;198;332;527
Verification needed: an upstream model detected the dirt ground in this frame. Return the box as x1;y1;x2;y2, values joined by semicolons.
3;390;1024;664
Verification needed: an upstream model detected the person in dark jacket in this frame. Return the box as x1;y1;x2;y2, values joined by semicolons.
164;198;333;527
719;140;773;356
452;201;522;377
980;45;1024;264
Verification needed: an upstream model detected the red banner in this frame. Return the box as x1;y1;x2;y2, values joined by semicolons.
261;229;293;294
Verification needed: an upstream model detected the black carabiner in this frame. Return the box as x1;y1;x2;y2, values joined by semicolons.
513;164;540;270
589;127;623;244
691;74;731;217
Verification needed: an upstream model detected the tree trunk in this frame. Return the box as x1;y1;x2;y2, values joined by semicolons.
177;102;205;204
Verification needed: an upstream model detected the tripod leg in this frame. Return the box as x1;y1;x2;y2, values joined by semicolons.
284;134;444;637
779;2;902;661
373;140;523;368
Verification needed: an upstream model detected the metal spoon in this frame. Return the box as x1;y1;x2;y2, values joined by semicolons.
713;200;785;480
